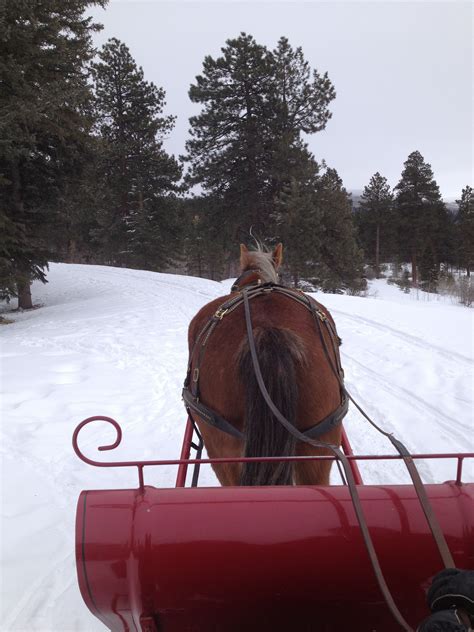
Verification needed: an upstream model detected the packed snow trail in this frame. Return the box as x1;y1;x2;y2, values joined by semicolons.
0;263;472;631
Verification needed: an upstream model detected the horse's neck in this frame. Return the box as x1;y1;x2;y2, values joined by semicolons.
232;268;264;291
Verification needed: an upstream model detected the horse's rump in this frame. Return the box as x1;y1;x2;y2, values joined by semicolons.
187;291;343;485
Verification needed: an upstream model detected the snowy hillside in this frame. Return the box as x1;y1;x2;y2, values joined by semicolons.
1;263;473;631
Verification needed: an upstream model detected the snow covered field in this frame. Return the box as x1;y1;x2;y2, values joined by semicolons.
1;263;473;631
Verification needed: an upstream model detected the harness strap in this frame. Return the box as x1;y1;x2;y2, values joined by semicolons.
241;288;414;632
184;282;348;443
231;269;264;292
183;385;349;442
303;394;349;438
182;388;244;440
307;289;456;571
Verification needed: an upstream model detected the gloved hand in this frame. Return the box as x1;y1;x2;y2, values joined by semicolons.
428;569;474;617
417;609;470;631
417;569;474;631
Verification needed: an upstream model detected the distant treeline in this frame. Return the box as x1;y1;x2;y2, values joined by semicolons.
1;1;472;308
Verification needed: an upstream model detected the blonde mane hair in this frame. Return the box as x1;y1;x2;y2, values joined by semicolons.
240;243;282;284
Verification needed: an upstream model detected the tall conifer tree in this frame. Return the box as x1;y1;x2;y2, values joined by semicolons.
91;38;181;268
267;38;335;201
315;168;365;292
455;185;474;276
394;151;448;287
0;0;106;307
184;33;335;245
274;165;365;291
356;172;394;277
273;157;322;285
185;33;273;240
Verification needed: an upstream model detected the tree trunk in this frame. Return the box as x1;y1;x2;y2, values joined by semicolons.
411;252;418;287
293;269;299;287
12;160;34;309
375;223;380;278
17;279;33;309
68;239;77;262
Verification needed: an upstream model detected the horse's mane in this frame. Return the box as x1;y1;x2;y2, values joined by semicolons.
242;245;278;284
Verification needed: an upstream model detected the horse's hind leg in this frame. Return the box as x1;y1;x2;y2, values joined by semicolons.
294;444;332;485
211;461;242;486
294;426;343;485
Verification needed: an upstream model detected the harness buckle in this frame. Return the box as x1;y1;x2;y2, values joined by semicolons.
317;309;328;322
214;306;229;320
193;368;199;382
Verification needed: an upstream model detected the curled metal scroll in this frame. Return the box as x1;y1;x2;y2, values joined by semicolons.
73;416;122;462
72;416;148;488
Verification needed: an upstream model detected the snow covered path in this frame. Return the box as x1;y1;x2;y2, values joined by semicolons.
1;264;472;631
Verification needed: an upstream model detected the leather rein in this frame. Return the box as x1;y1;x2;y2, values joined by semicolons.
182;271;456;631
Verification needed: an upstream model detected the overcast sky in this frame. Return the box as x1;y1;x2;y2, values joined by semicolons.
89;1;472;200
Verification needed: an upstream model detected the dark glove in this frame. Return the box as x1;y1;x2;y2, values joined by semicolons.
417;609;469;631
428;569;474;617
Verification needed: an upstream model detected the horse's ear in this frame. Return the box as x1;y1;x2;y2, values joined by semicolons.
240;243;249;268
272;243;283;269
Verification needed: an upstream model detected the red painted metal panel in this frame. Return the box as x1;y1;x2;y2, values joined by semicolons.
76;482;474;632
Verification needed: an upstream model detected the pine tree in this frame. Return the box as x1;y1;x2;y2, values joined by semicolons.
315;168;365;293
60;157;103;264
274;164;365;292
273;155;322;286
185;33;273;241
0;0;106;307
182;196;228;279
455;185;474;276
91;38;181;268
184;33;335;246
267;37;335;200
0;209;21;301
356;173;394;277
394;151;449;287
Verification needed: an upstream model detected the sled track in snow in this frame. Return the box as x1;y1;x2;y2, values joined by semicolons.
87;266;220;300
331;307;473;366
342;352;469;444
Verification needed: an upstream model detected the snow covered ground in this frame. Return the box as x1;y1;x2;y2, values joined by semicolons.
1;263;473;631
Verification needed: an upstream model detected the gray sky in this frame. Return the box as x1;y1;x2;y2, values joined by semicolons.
89;1;472;200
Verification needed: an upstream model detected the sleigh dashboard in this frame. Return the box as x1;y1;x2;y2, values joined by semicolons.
73;416;473;632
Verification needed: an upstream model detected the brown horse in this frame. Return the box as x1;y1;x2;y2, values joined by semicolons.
184;243;346;486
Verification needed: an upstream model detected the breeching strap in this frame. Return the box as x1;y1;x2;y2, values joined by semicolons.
242;287;454;632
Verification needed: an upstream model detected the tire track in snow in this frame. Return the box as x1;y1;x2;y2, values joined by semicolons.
331;307;472;366
342;351;469;446
2;551;79;631
86;265;222;300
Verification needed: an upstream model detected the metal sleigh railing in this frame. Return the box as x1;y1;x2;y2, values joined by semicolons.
73;415;472;491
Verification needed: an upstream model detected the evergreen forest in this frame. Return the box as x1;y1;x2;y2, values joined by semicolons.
1;1;472;308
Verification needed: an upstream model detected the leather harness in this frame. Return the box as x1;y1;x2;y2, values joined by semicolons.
183;277;348;442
